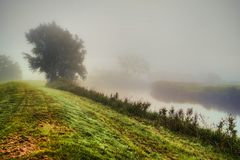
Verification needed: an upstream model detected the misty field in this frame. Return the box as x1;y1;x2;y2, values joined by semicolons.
0;82;236;159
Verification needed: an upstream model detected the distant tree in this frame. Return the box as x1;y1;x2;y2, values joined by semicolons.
0;55;22;81
118;54;149;77
24;22;87;82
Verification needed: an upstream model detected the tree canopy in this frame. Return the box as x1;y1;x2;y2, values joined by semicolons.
0;55;22;81
24;22;87;82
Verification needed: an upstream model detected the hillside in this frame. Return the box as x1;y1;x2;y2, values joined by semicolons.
0;82;236;159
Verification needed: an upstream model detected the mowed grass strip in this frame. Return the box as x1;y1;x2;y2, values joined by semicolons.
0;82;69;159
37;83;237;160
0;82;237;159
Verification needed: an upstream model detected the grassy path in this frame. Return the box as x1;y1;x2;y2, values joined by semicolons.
0;82;237;159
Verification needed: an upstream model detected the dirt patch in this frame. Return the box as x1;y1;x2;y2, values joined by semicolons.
0;134;44;159
38;121;74;135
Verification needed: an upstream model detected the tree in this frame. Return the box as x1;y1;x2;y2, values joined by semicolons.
24;22;87;82
0;55;22;81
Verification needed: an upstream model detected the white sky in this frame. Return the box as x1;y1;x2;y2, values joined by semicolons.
0;0;240;82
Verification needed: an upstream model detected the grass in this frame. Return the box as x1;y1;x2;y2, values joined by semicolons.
0;82;238;159
48;80;240;156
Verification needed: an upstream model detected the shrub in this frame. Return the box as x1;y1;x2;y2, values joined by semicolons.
48;80;240;157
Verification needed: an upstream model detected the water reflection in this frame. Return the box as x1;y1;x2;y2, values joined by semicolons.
151;81;240;115
84;80;240;134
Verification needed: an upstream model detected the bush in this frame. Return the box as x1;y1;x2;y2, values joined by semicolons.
48;80;240;157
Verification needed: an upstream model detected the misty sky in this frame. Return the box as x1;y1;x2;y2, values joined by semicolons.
1;0;240;82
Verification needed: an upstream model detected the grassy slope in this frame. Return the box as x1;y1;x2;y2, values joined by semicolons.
0;82;236;160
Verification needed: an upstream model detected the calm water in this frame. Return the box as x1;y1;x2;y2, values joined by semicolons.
87;85;240;135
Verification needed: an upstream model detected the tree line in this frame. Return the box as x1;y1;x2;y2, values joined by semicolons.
1;22;87;83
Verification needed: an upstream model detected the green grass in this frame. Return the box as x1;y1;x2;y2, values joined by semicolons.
0;82;237;159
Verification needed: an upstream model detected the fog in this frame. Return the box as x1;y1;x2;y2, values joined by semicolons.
1;0;240;130
151;81;240;115
1;0;240;82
